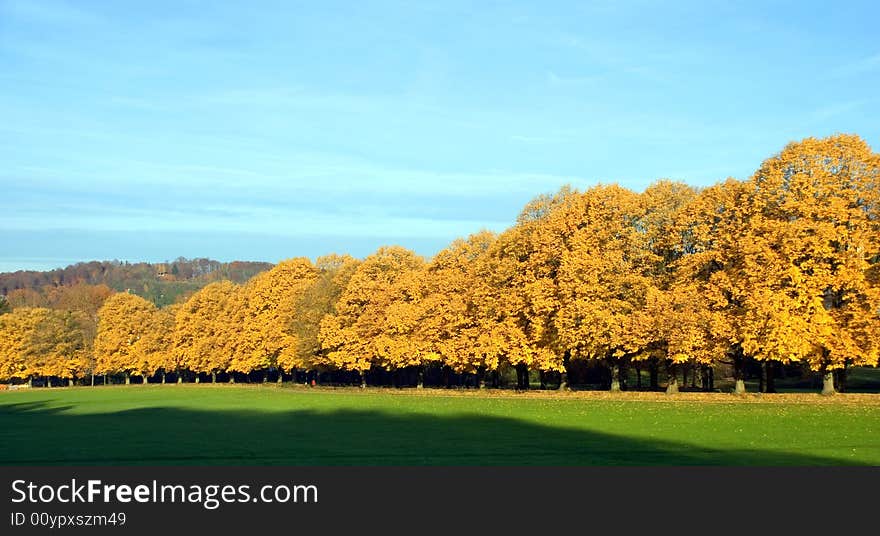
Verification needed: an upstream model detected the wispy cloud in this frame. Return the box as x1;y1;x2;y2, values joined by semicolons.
0;198;511;239
4;153;589;197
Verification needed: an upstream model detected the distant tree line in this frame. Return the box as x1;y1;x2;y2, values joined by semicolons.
0;258;273;308
0;135;878;394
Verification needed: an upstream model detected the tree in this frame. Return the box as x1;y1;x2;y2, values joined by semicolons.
738;134;880;394
30;309;88;386
319;246;425;385
673;178;755;392
228;258;318;380
44;284;114;317
0;308;48;383
416;232;496;383
370;265;433;382
133;304;179;384
45;284;114;384
473;188;577;389
5;288;46;309
285;255;361;381
635;180;712;393
0;308;86;386
94;293;158;384
554;184;655;391
174;281;238;382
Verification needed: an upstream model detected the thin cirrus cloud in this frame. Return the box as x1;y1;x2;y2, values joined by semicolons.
4;151;594;197
2;200;500;239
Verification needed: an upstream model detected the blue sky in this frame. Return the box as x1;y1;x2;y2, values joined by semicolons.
2;0;878;272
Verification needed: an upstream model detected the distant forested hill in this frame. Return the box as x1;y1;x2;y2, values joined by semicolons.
0;258;273;307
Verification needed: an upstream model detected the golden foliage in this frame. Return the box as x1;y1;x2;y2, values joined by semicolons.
738;135;880;370
228;258;318;374
319;246;426;372
174;281;238;374
94;293;158;376
289;254;361;371
0;308;86;380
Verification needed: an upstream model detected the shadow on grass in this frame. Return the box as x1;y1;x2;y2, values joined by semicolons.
0;400;858;466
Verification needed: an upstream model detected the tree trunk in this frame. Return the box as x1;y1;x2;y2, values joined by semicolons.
665;363;679;394
609;363;621;392
28;377;33;388
515;364;529;390
559;352;571;391
125;372;130;385
277;367;283;384
161;371;166;384
761;362;776;393
177;370;183;384
821;370;836;395
195;374;200;384
635;363;642;390
46;376;51;388
142;374;148;385
417;367;424;389
733;351;746;394
649;359;659;390
90;374;95;387
558;371;568;391
68;377;73;387
229;373;235;384
360;371;367;389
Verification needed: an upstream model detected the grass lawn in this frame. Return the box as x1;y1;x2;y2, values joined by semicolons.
1;385;878;465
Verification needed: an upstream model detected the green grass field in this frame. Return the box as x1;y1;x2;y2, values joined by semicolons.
1;385;878;465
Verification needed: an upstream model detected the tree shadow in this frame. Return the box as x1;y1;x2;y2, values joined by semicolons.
0;400;863;466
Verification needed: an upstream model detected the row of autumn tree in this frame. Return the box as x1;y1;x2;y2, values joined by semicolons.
1;134;878;394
